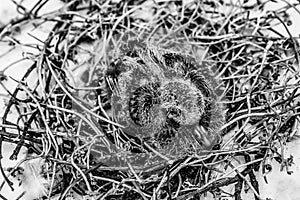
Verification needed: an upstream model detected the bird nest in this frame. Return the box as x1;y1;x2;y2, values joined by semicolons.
0;0;300;199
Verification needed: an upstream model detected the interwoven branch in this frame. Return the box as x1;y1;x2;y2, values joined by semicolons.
0;0;299;199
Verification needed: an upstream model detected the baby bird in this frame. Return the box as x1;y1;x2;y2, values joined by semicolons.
97;45;224;158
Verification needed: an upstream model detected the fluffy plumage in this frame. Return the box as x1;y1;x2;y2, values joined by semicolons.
20;158;48;200
97;45;224;158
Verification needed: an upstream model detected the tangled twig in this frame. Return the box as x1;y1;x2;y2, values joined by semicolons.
0;0;300;199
